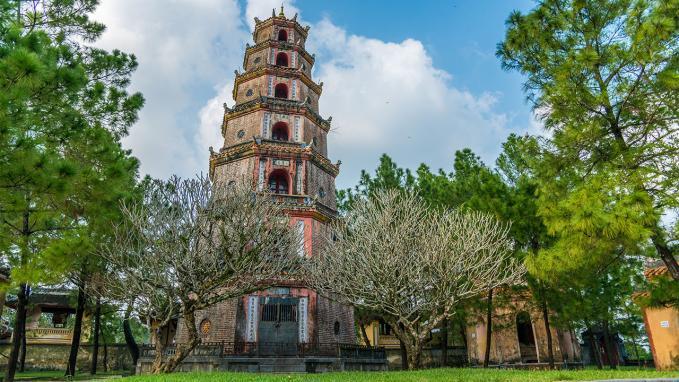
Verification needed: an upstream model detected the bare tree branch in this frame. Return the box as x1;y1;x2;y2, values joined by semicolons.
307;190;525;369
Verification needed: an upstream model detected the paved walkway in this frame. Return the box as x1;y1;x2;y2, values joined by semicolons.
582;379;679;382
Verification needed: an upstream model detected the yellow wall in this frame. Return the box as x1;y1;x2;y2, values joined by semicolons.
360;321;400;348
644;306;679;370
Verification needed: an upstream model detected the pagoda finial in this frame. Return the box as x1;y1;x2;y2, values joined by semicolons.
279;5;285;18
272;8;276;17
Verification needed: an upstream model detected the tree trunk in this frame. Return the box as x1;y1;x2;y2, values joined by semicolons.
405;338;424;370
18;287;28;373
541;298;555;369
586;325;603;369
19;318;26;372
90;296;101;375
440;318;448;367
4;283;28;382
631;333;640;364
150;332;165;374
601;320;617;369
483;288;493;368
156;310;201;373
652;235;679;281
65;282;87;377
458;319;468;351
399;338;408;370
103;340;109;372
358;321;371;346
123;303;139;369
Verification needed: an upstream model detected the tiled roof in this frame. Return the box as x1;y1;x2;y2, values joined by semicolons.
644;266;668;279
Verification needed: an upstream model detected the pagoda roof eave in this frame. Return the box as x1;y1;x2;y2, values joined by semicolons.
243;40;315;71
233;66;322;100
223;97;331;133
209;140;340;179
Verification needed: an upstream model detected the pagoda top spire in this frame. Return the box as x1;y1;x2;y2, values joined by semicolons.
251;6;310;44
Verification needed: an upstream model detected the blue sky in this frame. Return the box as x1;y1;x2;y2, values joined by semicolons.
290;0;532;97
94;0;541;190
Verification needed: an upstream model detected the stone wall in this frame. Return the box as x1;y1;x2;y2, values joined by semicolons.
0;343;133;372
315;295;354;344
465;297;581;365
175;299;239;344
384;347;468;369
212;157;255;184
306;162;336;208
223;111;264;148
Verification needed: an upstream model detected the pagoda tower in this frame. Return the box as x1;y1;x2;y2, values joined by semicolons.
182;8;354;353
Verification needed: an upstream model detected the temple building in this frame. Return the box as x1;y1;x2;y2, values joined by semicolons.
361;291;581;368
2;288;87;345
637;265;679;370
162;8;385;372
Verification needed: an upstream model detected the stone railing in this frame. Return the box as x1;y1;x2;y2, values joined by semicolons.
29;328;73;337
377;335;401;347
26;327;73;344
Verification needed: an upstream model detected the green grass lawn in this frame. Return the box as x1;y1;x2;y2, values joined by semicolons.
119;367;679;382
12;370;126;381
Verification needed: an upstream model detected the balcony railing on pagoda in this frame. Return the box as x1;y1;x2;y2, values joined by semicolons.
270;193;336;218
139;342;386;360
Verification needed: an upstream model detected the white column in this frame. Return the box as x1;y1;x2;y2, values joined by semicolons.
293;116;301;142
298;297;308;343
246;296;259;342
262;112;271;138
257;160;266;191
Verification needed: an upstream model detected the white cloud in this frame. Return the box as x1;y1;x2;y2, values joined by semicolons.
93;0;248;179
306;19;514;187
197;83;231;154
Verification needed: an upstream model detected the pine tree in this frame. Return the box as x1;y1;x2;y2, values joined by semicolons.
497;0;679;279
0;2;143;380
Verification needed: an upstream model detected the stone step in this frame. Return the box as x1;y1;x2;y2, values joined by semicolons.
259;363;307;373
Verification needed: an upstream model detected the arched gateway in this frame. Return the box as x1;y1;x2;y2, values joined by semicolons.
160;7;387;373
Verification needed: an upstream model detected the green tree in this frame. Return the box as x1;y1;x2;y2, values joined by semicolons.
0;1;143;380
336;154;414;213
433;149;509;368
496;134;561;368
497;0;679;279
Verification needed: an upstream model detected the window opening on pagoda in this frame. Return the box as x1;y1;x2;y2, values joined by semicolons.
275;52;288;67
271;122;289;141
274;83;288;99
278;29;288;41
268;170;289;194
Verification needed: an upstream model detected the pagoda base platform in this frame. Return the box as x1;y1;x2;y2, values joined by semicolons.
136;342;388;374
